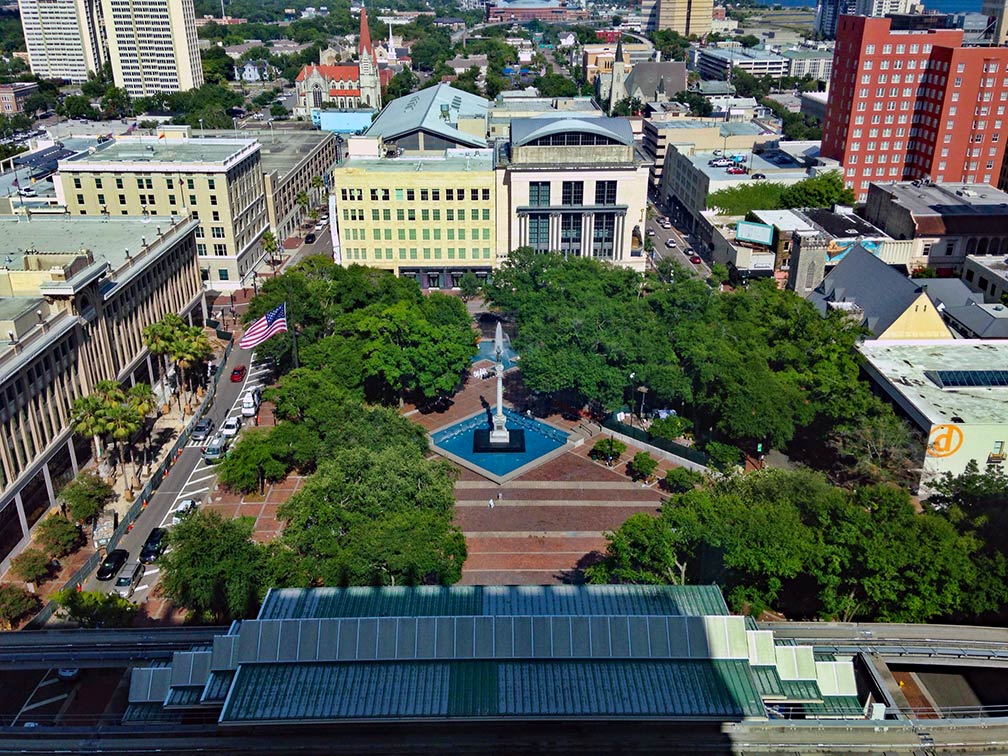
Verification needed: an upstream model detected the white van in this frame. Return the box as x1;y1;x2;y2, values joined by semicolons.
241;386;261;417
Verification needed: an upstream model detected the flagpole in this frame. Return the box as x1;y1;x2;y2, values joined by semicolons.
288;302;299;369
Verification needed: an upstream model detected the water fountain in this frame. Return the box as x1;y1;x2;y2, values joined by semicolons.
429;322;570;482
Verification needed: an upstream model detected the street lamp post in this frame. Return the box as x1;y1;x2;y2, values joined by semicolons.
637;385;649;424
628;372;636;428
199;118;204;137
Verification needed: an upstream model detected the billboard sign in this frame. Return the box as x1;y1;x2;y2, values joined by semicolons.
736;221;774;246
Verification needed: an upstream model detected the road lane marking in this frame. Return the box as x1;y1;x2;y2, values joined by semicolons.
21;694;69;712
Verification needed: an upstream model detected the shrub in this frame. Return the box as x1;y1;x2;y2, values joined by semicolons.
61;473;115;524
705;441;743;473
649;415;692;441
664;466;703;493
35;515;80;557
11;548;52;584
590;437;626;466
628;451;658;481
0;584;38;630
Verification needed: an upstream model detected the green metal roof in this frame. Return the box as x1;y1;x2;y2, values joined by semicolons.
165;686;205;708
123;702;184;723
218;659;765;723
804;695;864;719
779;679;823;703
257;585;729;620
749;665;785;700
201;670;235;704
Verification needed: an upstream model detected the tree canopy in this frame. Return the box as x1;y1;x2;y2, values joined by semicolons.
486;251;885;458
707;171;854;216
588;469;1000;623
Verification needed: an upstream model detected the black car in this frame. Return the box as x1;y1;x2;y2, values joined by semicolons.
191;417;215;443
304;233;317;244
140;528;167;564
96;549;128;581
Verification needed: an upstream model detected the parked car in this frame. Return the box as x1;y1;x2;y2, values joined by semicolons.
230;365;246;383
18;187;37;197
689;254;703;264
241;386;261;418
202;435;229;464
139;528;167;563
314;222;327;232
113;563;145;599
191;417;215;442
646;228;656;237
665;238;677;248
57;668;80;681
170;498;200;525
220;416;242;438
708;158;733;167
751;173;767;180
96;549;128;581
305;233;317;244
726;166;747;175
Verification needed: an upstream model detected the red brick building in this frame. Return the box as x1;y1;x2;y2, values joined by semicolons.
823;16;1008;202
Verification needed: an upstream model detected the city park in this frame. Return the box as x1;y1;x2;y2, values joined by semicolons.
4;250;1008;631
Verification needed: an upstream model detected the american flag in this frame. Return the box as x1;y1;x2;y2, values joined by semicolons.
239;302;288;350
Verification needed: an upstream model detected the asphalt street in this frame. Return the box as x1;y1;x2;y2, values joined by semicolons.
85;345;273;598
644;202;710;279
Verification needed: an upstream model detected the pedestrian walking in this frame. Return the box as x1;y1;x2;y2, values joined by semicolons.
488;498;494;509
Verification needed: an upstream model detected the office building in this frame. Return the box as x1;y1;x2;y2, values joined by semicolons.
0;215;202;573
862;181;1008;271
641;0;712;36
643;119;773;190
859;338;1008;495
696;47;788;81
17;0;105;82
781;49;834;81
55;133;269;291
496;117;650;271
18;0;203;94
329;137;496;288
99;0;203;96
822;16;1008;203
293;7;387;117
0;82;39;115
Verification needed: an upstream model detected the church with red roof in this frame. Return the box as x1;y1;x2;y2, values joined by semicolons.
294;6;390;116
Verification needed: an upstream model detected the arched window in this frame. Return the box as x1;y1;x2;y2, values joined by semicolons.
312;85;323;109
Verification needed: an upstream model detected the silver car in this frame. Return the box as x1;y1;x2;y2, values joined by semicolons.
113;563;145;599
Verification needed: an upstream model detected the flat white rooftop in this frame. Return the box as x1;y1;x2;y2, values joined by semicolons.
858;339;1008;426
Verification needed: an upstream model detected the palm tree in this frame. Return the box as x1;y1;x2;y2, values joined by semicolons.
143;314;186;408
71;394;110;461
105;403;141;481
127;383;156;482
310;175;325;206
262;231;279;275
173;327;213;412
295;190;310;228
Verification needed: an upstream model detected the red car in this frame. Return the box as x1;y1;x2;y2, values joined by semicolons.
230;365;247;382
726;166;747;175
689;254;703;264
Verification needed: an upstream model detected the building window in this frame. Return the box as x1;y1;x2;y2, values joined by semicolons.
528;214;550;251
218;268;229;280
593;213;616;256
115;177;123;189
562;181;583;206
595;181;617;205
529;181;550;206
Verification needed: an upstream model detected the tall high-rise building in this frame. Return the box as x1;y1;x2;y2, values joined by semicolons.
18;0;105;82
822;16;1008;202
100;0;203;96
815;0;913;38
641;0;712;37
18;0;203;94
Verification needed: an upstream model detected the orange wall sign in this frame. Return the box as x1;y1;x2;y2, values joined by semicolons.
927;424;964;458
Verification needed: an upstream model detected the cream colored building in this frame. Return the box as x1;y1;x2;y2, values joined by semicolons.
330;137;497;288
99;0;203;95
18;0;105;82
55;132;268;291
497;117;650;272
0;215;203;573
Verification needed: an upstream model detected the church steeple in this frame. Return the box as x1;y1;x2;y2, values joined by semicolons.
614;36;624;64
359;5;373;58
387;23;396;62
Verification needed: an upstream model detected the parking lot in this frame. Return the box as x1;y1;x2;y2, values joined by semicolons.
0;667;128;727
